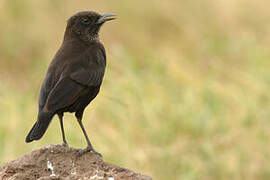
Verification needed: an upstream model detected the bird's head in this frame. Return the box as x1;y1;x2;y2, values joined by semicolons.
66;11;116;42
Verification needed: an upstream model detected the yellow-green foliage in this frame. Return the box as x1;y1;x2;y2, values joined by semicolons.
1;0;270;179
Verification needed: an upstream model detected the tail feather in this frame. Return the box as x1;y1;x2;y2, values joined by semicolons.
25;111;54;143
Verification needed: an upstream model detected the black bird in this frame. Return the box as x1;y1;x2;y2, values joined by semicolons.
25;11;115;156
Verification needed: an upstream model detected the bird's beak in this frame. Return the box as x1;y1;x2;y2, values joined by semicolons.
97;14;116;24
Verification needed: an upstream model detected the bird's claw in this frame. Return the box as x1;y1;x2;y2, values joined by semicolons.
62;141;69;147
76;147;102;157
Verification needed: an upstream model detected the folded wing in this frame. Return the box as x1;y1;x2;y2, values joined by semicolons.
43;47;106;113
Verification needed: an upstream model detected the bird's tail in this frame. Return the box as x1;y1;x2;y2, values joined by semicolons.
25;111;55;143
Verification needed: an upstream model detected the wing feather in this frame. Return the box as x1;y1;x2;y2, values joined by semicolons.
42;47;106;113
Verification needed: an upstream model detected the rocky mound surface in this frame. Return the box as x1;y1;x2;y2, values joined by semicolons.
0;144;152;180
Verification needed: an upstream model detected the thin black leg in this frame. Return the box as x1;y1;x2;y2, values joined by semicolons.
58;113;68;147
75;110;102;157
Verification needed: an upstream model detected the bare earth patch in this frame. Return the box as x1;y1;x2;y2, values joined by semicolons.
0;144;152;180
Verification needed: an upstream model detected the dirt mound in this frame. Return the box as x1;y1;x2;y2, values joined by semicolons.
0;144;152;180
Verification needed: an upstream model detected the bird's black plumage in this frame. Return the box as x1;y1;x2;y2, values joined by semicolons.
25;11;115;156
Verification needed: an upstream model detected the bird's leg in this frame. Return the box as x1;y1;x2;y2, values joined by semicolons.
75;111;102;157
58;113;68;147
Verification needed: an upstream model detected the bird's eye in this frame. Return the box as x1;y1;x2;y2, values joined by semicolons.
81;17;90;24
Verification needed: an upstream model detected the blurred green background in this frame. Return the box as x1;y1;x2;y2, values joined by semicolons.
1;0;270;179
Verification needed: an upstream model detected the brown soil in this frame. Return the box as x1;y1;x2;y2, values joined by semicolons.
0;144;152;180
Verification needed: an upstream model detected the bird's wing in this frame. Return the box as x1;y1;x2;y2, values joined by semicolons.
44;76;84;112
38;72;56;112
43;48;106;112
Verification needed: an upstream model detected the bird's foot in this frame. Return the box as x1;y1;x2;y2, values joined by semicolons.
62;141;69;147
76;146;102;157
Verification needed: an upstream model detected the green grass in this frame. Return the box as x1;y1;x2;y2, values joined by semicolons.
1;0;270;179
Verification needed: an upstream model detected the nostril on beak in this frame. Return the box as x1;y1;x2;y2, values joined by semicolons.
97;14;116;24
